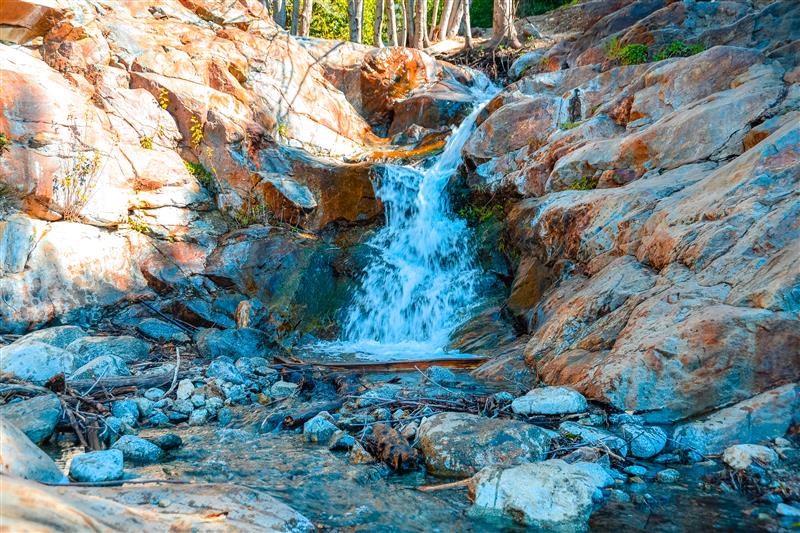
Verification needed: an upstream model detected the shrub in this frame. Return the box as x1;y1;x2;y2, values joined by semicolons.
654;40;705;61
189;115;204;148
53;149;102;220
567;175;598;190
127;215;152;234
184;160;216;191
0;133;9;157
231;202;270;228
560;121;581;130
139;136;153;149
605;37;649;65
158;88;170;110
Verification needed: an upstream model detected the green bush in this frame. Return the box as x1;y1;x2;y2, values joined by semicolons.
184;160;216;191
654;40;705;61
567;175;598;190
605;37;649;65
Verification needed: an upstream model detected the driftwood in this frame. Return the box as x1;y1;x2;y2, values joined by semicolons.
365;423;418;472
273;355;488;372
417;479;471;492
66;369;185;393
261;400;344;432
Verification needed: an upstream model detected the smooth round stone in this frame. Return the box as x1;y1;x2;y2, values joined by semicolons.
69;450;123;482
620;424;668;458
511;386;588;416
656;469;680;483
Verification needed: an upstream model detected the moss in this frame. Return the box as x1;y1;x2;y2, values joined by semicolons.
605;37;649;65
560;121;581;130
567;175;599;190
458;203;505;225
127;216;152;234
139;136;153;150
654;40;705;61
0;133;9;157
184;160;216;191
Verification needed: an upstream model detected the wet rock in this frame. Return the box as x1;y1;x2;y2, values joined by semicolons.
672;384;799;455
777;503;800;517
0;341;75;384
722;444;779;471
112;435;163;464
620;424;667;458
427;366;458;386
194;327;274;361
656;469;679;484
469;460;610;531
153;434;183;450
69;450;123;482
136;318;190;343
624;465;647;477
511;386;588;416
417;412;552;478
356;384;402;407
270;380;299;399
188;409;209;426
304;413;339;444
559;422;628;456
144;388;165;401
0;393;62;444
175;379;195;401
654;453;681;464
328;430;356;451
609;489;631;503
111;400;139;426
0;416;67;483
13;325;87;349
70;355;130;381
206;358;247;385
66;336;151;367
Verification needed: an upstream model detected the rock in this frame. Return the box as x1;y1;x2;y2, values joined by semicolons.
722;444;779;470
70;355;130;381
509;51;546;80
777;503;800;517
112;435;163;464
0;341;74;384
620;424;667;458
559;422;628;456
144;388;165;401
111;400;139;426
654;453;681;464
417;412;552;478
223;384;248;403
0;416;67;483
348;441;375;464
175;379;195;401
624;465;647;477
69;450;124;482
136;318;190;343
194;328;274;361
13;325;87;349
205;397;224;413
148;411;170;427
100;417;125;445
562;447;610;468
656;469;680;484
66;336;151;367
356;384;402;407
0;393;62;444
469;460;610;531
493;391;515;403
328;430;356;451
205;358;248;385
609;413;645;426
132;398;154;418
427;366;458;386
609;489;631;503
190;393;206;408
188;409;209;426
672;384;799;455
217;407;234;426
152;434;183;450
172;399;194;415
303;413;339;444
511;386;588;415
270;380;299;399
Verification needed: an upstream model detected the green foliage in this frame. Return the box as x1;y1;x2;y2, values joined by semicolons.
127;215;152;234
158;88;170;110
605;37;649;65
139;136;153;150
567;175;598;190
458;203;505;225
517;0;579;18
560;121;581;130
288;0;378;43
277;121;289;138
231;202;271;228
189;115;204;148
470;0;493;28
53;149;102;220
654;40;705;61
184;160;216;191
0;133;9;157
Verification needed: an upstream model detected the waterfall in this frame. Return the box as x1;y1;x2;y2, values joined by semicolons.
322;78;498;359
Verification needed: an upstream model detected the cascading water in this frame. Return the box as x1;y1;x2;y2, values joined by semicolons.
322;77;498;359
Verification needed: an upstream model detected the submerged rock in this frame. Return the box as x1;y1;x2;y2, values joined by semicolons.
469;460;609;532
620;424;667;458
417;412;551;478
0;393;62;444
656;469;680;484
69;450;124;482
511;386;588;415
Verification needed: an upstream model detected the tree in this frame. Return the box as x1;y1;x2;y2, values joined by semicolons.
386;0;399;45
436;0;454;42
273;0;287;28
348;0;364;42
413;0;428;48
429;0;440;40
446;0;462;37
490;0;520;48
462;0;473;49
374;0;385;46
290;0;300;34
298;0;313;36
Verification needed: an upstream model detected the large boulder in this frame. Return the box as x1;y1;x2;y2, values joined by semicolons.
0;341;75;384
0;416;67;483
66;336;151;367
0;393;62;444
417;412;552;477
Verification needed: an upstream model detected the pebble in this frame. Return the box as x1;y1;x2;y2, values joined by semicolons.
656;469;680;483
777;503;800;517
190;393;206;408
721;444;779;470
304;413;339;444
270;381;299;399
427;366;457;386
111;400;139;426
112;435;163;464
144;387;166;401
134;397;155;418
168;411;189;422
511;386;588;416
153;398;173;410
148;411;170;427
624;465;647;477
189;408;209;426
69;449;124;482
172;399;194;415
176;379;195;401
328;430;356;450
224;384;248;403
206;359;247;385
206;397;223;413
153;434;183;450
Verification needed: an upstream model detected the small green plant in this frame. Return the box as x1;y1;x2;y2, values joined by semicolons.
158;88;170;110
127;215;152;234
654;40;705;61
560;121;581;130
0;182;19;218
567;175;599;190
189;115;204;148
139;136;153;149
0;133;9;157
53;149;102;220
277;121;288;138
184;160;216;190
605;37;649;65
458;203;505;226
231;202;270;228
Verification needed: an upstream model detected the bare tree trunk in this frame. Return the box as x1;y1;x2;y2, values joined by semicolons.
413;0;427;48
349;0;364;42
462;0;473;49
404;0;415;46
291;0;300;34
298;0;313;36
386;0;399;45
429;0;440;41
490;0;520;48
374;0;385;46
446;0;463;37
437;0;455;42
273;0;287;28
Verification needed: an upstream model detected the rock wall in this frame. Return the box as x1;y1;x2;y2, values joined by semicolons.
464;0;800;422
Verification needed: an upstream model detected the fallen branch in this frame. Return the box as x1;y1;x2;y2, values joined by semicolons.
261;399;343;432
273;356;488;372
43;478;192;488
67;369;184;393
417;479;471;492
162;347;181;397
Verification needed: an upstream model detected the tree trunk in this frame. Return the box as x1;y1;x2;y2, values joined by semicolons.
291;0;300;34
374;0;385;46
413;0;427;48
429;0;440;41
349;0;364;42
273;0;287;28
446;0;462;37
386;0;399;45
298;0;313;36
404;0;415;46
437;0;454;42
490;0;520;48
462;0;473;50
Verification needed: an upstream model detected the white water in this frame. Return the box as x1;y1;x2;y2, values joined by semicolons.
321;79;498;359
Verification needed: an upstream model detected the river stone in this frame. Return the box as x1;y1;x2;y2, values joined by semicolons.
112;435;163;464
624;465;647;476
69;449;124;482
777;503;800;517
672;383;799;455
206;358;247;385
67;336;151;367
469;460;608;532
620;424;668;458
69;355;130;381
512;386;588;416
722;444;779;470
0;341;75;384
271;380;299;398
304;413;339;444
188;408;209;426
176;379;195;400
14;325;87;349
0;394;62;444
133;397;155;418
417;412;552;478
427;366;458;386
111;400;139;426
194;327;273;360
153;434;183;450
136;318;191;343
0;416;67;483
144;387;165;401
356;384;402;407
656;469;680;483
559;422;628;456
